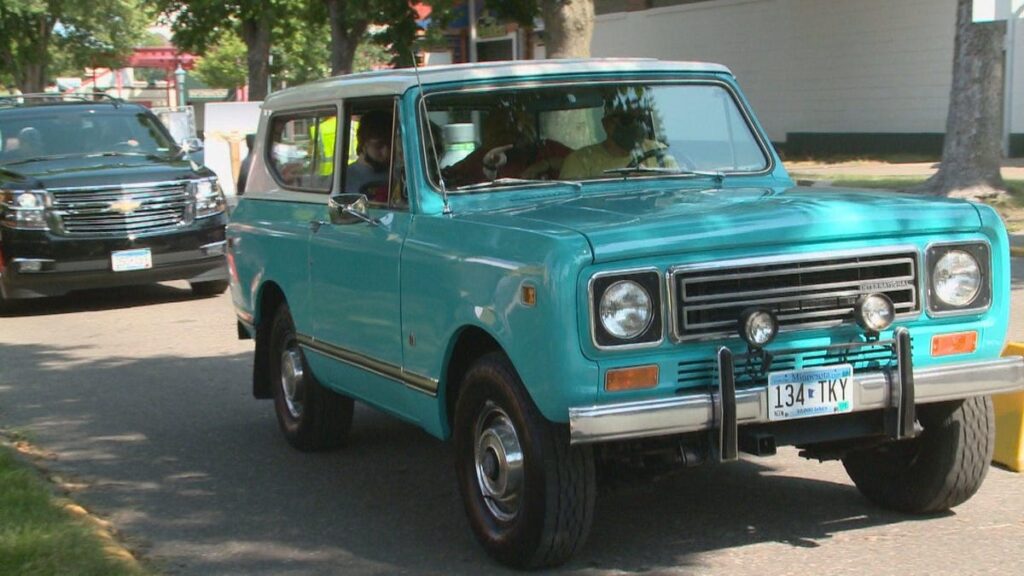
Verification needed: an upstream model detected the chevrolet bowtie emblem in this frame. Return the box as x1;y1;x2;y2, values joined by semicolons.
109;197;142;215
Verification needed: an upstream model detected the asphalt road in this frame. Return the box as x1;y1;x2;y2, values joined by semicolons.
1;260;1022;575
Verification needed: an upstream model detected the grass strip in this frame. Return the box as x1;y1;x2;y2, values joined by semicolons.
0;447;148;576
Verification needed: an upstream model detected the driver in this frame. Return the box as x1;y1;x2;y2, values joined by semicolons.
559;98;675;180
345;110;393;198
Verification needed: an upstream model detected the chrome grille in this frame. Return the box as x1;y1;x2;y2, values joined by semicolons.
50;183;191;236
671;249;920;340
675;339;901;389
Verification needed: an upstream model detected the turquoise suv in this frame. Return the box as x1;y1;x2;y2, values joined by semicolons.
227;59;1024;569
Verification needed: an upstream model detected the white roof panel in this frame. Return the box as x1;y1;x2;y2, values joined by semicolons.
263;58;733;109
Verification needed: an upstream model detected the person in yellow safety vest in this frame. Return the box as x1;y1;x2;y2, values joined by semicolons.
310;116;337;177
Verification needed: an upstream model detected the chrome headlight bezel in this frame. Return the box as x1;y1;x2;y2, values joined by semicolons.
926;241;991;316
0;189;50;230
589;269;663;349
189;177;226;218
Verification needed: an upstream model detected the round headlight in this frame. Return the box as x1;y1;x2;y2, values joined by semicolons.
599;280;653;340
855;293;895;332
933;250;981;307
739;308;778;348
16;192;40;208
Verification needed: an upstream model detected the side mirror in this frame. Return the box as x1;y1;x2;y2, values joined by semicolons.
328;193;378;225
181;137;204;152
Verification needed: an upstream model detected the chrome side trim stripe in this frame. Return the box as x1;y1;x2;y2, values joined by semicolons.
296;334;439;396
569;356;1024;445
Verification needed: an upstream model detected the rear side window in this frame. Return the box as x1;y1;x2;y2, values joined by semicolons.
267;108;337;192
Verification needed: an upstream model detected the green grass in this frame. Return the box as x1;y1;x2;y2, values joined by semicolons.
0;447;148;576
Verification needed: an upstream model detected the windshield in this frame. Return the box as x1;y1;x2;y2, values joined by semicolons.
0;107;179;165
421;81;769;191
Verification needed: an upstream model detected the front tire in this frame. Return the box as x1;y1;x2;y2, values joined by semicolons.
842;396;994;513
191;279;229;296
268;304;353;451
454;352;596;569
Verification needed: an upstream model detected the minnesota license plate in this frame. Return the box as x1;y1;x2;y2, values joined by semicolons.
111;248;152;272
767;364;853;421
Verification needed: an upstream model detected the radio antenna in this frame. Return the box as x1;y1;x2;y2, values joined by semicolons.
409;50;451;215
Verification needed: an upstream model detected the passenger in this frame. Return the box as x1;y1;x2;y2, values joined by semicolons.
345;110;393;199
3;127;44;161
443;105;570;188
559;101;675;180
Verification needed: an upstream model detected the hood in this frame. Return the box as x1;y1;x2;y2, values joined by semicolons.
476;186;982;263
0;154;205;190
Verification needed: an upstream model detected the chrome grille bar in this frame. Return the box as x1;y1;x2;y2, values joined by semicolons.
50;182;191;236
670;248;920;341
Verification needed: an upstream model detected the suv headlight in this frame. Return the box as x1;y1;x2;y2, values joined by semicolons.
927;242;991;315
1;189;49;230
590;270;663;348
190;178;225;218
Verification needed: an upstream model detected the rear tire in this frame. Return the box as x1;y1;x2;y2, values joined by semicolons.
842;396;994;513
454;352;596;569
191;279;229;296
268;304;353;451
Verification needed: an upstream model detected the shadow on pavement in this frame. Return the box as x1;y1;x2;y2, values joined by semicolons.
0;282;212;318
0;340;924;576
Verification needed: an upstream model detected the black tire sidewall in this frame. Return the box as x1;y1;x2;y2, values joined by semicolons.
269;305;305;440
454;354;549;567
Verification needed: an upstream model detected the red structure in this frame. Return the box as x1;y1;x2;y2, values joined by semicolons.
127;47;199;105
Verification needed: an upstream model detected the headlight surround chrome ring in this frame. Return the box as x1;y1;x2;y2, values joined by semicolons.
599;280;653;340
933;249;981;307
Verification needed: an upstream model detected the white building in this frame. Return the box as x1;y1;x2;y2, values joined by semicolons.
589;0;1023;157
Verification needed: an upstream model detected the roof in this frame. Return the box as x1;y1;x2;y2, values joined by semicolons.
264;58;733;109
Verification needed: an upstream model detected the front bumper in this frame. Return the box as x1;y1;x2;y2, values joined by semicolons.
1;239;228;299
569;329;1024;447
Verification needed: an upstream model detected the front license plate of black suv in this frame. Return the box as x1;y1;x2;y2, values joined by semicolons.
111;248;153;272
767;364;853;421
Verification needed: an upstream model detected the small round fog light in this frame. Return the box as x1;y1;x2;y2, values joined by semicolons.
855;293;895;333
739;308;778;348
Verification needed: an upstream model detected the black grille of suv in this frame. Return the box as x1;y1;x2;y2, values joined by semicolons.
50;183;191;236
671;249;920;341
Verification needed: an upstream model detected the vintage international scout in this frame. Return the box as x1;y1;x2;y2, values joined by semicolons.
227;59;1024;568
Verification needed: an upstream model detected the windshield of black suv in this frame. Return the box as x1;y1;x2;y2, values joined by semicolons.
0;106;179;165
421;81;769;191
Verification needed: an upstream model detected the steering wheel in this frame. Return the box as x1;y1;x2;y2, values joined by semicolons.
627;147;698;171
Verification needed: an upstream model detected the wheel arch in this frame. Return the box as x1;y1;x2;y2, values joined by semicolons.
442;325;505;435
253;281;287;399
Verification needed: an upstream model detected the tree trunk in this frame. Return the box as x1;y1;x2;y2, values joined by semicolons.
241;15;272;101
540;0;594;58
325;0;366;76
15;13;53;94
913;0;1006;199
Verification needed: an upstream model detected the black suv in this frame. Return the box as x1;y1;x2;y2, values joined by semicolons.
0;95;228;307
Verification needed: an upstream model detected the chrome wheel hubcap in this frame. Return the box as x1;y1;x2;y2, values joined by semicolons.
474;402;524;521
280;346;305;419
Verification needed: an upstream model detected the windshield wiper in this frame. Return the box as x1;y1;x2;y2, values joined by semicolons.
454;177;582;193
603;165;725;184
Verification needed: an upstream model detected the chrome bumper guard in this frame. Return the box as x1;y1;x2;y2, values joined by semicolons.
569;328;1024;448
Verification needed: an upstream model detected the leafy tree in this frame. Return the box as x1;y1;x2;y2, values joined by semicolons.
159;0;296;100
487;0;595;58
913;0;1007;199
192;32;248;89
321;0;456;75
0;0;149;93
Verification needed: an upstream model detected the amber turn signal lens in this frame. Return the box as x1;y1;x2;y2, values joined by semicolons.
605;365;659;392
521;284;537;307
931;331;978;357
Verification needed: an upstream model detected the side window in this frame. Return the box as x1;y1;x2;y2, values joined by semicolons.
388;110;408;209
267;109;337;192
342;101;396;207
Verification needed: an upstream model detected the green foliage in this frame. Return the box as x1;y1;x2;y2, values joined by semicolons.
192;32;248;89
0;448;149;576
485;0;538;27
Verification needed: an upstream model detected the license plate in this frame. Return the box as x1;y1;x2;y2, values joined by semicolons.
111;248;152;272
767;364;853;421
